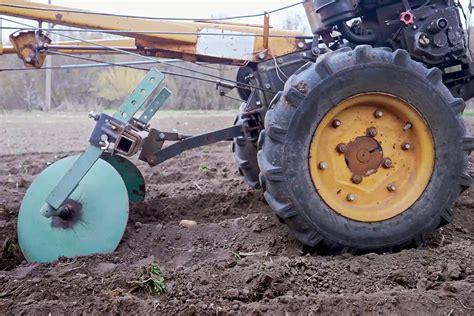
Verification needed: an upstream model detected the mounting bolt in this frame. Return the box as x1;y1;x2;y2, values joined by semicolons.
318;162;328;170
401;142;411;150
159;132;166;140
387;183;397;192
265;83;271;89
382;158;392;168
336;143;347;153
258;52;266;60
297;41;305;49
366;127;377;137
88;111;99;121
332;119;342;128
418;33;431;47
374;110;384;118
25;56;33;63
351;175;362;184
346;193;356;202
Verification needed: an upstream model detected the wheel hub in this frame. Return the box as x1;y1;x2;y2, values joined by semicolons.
309;93;435;222
51;199;83;229
345;136;383;178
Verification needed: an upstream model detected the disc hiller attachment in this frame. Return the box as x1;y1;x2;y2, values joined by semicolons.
18;67;247;262
18;68;171;262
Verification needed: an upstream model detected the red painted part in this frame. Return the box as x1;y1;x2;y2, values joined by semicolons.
400;11;414;26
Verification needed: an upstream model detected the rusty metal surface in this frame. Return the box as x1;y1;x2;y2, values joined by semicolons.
9;31;51;67
344;136;383;178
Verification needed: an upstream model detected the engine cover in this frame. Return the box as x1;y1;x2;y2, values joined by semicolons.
399;3;466;65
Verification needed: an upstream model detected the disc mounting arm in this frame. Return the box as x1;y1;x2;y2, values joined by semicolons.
40;68;169;218
140;125;244;166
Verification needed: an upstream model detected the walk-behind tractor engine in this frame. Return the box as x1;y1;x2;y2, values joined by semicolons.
0;0;473;262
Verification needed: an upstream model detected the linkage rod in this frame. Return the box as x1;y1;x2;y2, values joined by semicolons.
2;17;273;93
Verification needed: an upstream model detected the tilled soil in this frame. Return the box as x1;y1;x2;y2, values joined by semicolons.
0;112;473;315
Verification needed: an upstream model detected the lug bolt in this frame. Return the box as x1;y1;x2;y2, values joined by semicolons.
387;183;397;192
382;158;392;168
351;175;362;184
318;162;328;170
366;127;377;137
336;143;347;153
346;193;356;202
401;142;411;150
374;110;384;118
332;119;342;128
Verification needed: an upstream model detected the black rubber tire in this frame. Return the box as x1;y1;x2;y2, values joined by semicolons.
258;45;473;253
232;104;260;189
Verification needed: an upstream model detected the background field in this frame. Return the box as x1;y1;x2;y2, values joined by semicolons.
0;112;472;314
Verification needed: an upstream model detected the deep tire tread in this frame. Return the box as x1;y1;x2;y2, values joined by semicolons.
450;98;466;115
259;46;469;253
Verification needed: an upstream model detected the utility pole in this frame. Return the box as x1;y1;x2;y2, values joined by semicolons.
44;0;52;111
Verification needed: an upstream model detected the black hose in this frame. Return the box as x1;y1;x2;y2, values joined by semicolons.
337;21;377;45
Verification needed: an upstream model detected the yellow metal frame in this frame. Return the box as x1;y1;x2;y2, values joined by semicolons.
309;93;435;222
0;0;305;64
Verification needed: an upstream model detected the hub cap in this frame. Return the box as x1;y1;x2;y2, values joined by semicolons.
309;93;435;222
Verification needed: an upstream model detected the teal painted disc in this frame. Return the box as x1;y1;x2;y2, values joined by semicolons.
100;154;146;203
18;155;129;263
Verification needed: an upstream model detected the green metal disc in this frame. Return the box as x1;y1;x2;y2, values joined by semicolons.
100;153;146;203
18;155;129;263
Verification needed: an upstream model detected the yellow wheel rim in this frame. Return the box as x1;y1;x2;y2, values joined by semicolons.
309;93;435;222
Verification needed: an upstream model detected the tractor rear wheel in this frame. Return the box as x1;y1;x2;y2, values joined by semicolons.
258;46;472;252
233;103;260;188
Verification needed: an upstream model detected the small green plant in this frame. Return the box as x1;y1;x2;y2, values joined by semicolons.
128;263;166;294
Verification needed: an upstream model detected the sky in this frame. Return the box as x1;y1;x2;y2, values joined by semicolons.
0;0;472;44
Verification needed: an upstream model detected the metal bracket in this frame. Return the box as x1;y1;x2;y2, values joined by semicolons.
114;69;166;122
138;87;172;124
40;68;171;217
9;30;51;68
89;113;144;157
142;125;243;166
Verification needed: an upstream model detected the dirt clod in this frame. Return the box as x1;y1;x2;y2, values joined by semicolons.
179;219;197;228
445;262;462;280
